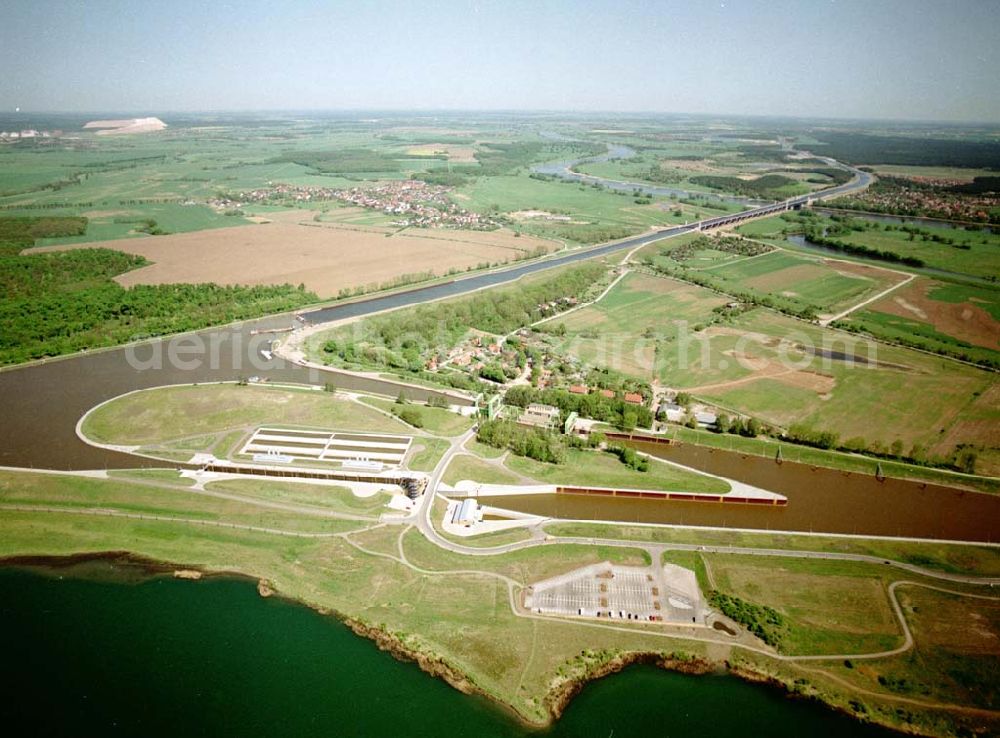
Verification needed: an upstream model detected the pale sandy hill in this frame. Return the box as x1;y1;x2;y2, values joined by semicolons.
83;117;167;135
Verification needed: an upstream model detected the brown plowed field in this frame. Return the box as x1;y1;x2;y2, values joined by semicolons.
30;223;556;298
868;279;998;350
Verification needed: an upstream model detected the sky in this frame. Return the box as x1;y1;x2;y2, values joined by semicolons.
1;0;998;122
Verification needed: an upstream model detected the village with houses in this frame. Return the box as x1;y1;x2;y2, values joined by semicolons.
208;179;499;229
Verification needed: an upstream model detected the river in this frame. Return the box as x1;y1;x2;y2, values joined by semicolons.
0;562;898;737
814;208;996;234
531;141;771;207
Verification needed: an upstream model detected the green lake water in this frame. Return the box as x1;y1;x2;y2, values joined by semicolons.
0;564;897;737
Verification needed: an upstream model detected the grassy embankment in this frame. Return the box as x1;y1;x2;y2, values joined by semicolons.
658;424;1000;495
81;382;460;474
82;383;419;466
1;466;997;737
445;442;728;493
545;520;1000;577
358;396;475;437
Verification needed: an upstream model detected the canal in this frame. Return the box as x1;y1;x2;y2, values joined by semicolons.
480;440;1000;543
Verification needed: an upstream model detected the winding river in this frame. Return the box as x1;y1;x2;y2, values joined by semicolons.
532;140;772;206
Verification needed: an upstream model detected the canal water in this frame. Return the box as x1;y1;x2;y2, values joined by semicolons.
484;441;1000;543
0;563;897;737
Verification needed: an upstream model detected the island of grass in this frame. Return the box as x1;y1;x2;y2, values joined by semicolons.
80;382;453;471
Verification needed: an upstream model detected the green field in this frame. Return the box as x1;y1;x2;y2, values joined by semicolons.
82;383;410;448
554;270;728;380
541;258;997;463
703;249;901;314
203;478;392;516
705;554;903;654
358;396;475;436
1;463;995;735
503;448;729;493
407;437;451;472
839;277;1000;368
455;173;681;243
654;424;999;494
666;310;996;453
443;454;522;486
549;521;1000;576
739;212;1000;280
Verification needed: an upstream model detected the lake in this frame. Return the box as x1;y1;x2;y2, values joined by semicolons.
0;561;898;737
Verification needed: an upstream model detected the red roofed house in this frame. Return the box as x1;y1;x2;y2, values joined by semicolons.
623;392;644;405
569;385;588;395
599;389;615;399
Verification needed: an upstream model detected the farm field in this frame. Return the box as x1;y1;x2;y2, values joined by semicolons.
846;277;999;361
830;227;1000;279
699;249;907;315
455;173;683;243
670;310;998;458
30;221;557;298
869;164;1000;181
738;212;1000;280
555;271;729;380
547;264;997;460
574;158;822;200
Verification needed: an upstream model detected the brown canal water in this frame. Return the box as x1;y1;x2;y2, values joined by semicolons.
0;314;470;472
486;441;1000;543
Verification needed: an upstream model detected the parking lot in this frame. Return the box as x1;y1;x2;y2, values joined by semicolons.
525;562;706;625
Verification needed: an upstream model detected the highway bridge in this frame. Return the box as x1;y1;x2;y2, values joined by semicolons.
299;162;873;325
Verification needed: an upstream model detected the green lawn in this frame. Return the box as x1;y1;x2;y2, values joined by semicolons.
505;448;729;494
407;437;451;472
443;454;521;486
548;521;1000;576
359;397;474;436
82;384;410;446
203;478;391;516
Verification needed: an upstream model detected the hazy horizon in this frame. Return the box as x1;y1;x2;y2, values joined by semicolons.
2;0;998;123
